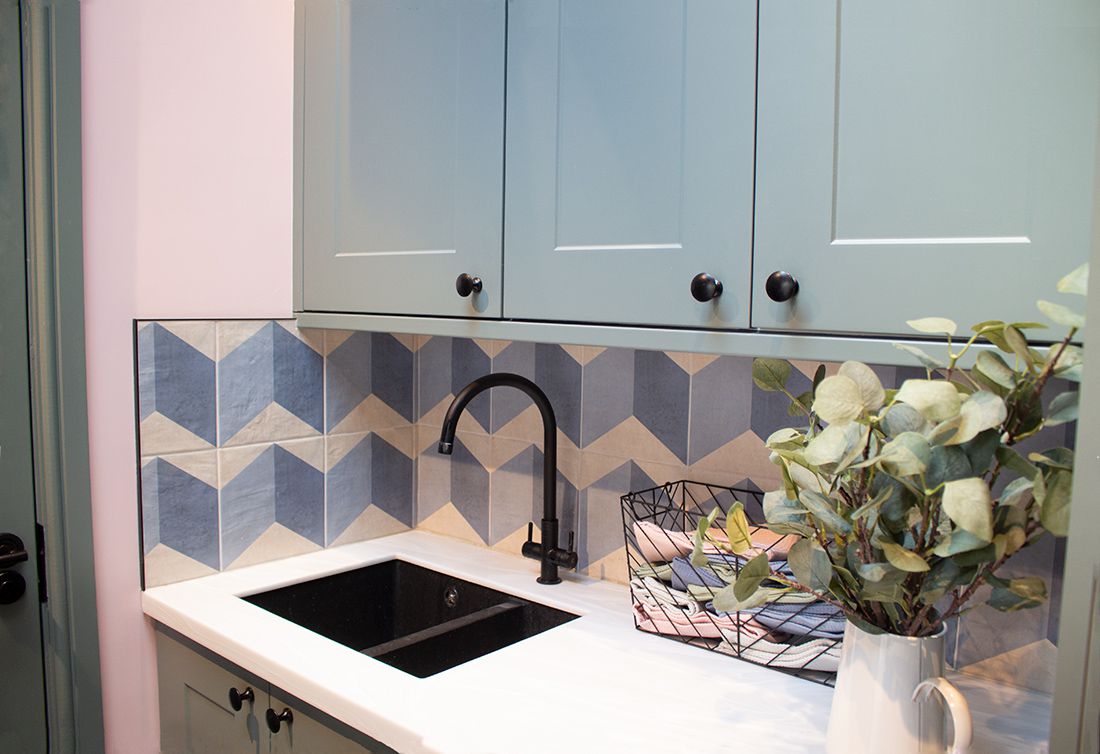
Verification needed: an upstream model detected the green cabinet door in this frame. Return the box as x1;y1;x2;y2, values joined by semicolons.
753;0;1100;335
299;0;505;317
503;0;757;328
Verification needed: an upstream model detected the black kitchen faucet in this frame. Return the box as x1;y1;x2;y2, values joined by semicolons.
437;373;578;584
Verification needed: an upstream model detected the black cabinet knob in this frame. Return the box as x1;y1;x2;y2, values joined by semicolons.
690;273;723;302
0;571;25;605
765;270;799;302
455;273;482;297
266;707;293;734
228;686;254;712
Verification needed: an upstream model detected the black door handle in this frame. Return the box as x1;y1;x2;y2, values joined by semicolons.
266;707;293;734
0;533;28;569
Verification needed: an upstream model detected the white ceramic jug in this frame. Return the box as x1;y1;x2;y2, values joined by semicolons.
826;621;972;754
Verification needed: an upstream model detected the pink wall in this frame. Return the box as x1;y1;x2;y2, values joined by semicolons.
81;2;294;750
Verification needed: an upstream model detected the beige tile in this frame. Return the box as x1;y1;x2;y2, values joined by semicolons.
225;523;320;570
143;543;218;587
329;394;411;435
157;321;217;360
140;412;215;456
216;320;268;359
147;449;218;488
330;505;409;547
582;416;683;467
220;403;321;447
417;502;485;546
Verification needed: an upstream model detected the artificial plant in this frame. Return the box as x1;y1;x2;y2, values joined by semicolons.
695;264;1088;637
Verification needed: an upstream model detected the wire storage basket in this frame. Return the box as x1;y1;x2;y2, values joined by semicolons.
621;480;843;686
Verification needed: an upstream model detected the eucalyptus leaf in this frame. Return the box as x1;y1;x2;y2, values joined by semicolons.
690;506;722;567
813;375;865;424
880;432;932;476
1004;326;1033;366
981;327;1014;354
766;427;804;449
945;391;1007;446
1045;392;1079;427
919;559;964;604
988;577;1047;612
894;343;946;370
881;541;930;572
860;568;908;604
752;358;792;392
804;422;863;469
962;429;1000;474
907;317;958;336
926;445;973;489
790;391;815;417
713;584;789;612
788;539;833;591
932;529;990;557
733;552;773;602
1000;477;1034;508
839;361;886;411
798;489;853;535
812;364;827;394
995;446;1039;480
763;489;809;528
1029;448;1074;470
895;380;962;423
954;542;997;567
725;502;753;556
1040;469;1072;536
857;562;894;582
1037;300;1085;329
881;404;930;438
941;477;994;541
971;320;1006;332
1057;263;1089;296
974;351;1016;389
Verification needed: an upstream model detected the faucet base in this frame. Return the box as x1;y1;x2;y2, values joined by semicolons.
536;576;562;585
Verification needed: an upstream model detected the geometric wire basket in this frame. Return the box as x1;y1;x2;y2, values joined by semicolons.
621;481;843;686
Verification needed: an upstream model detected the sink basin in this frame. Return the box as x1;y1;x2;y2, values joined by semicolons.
243;559;578;677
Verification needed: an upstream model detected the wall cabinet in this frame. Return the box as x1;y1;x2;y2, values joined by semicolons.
156;629;391;754
295;0;1099;341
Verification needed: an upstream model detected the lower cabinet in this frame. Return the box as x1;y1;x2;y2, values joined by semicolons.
155;628;394;754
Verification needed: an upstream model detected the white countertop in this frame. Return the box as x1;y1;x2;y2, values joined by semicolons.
142;531;1051;754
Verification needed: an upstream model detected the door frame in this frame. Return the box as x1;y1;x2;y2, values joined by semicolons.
20;1;105;750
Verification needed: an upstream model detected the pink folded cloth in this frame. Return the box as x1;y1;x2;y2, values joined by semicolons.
630;577;775;642
632;520;795;564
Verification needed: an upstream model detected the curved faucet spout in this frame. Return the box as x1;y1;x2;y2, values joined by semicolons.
437;373;575;584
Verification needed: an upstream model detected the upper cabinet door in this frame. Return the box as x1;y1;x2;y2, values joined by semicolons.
754;0;1100;336
299;0;505;317
503;1;757;328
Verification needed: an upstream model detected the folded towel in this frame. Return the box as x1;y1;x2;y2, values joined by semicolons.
709;600;846;640
668;555;792;593
633;520;796;564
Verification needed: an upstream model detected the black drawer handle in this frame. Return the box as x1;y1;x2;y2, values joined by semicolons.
228;686;254;712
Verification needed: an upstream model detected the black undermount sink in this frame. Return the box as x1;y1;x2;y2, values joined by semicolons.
244;560;578;678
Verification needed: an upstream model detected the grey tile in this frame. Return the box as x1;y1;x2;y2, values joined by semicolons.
490;444;540;545
581;347;634;447
371;333;415;422
417;336;453;421
491;341;536;432
633;350;690;463
452;339;491;430
372;433;414;527
577;459;642;570
535;344;582;448
450;438;490;543
327;435;373;544
271;323;324;432
327;331;372;431
688;355;753;464
219;323;276;442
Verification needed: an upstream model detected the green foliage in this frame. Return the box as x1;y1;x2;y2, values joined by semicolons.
732;267;1085;636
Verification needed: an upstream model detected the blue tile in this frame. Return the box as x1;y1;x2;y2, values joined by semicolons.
327;331;373;431
147;457;219;569
535;344;582;447
273;446;325;546
219;323;276;442
578;459;641;570
450;438;490;542
489;445;540;545
144;324;216;444
452;339;490;430
221;447;277;564
272;324;323;432
327;435;372;544
633;350;690;463
491;341;536;432
371;434;414;527
581;347;634;447
371;333;415;422
417;336;453;420
689;355;753;464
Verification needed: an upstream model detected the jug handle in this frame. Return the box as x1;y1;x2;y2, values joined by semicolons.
912;677;972;754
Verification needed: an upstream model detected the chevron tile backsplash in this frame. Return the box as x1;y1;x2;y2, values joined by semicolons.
136;319;1072;693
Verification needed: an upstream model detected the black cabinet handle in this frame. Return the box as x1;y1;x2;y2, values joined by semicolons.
266;707;293;734
765;270;799;302
455;273;482;297
0;571;25;605
228;686;254;712
690;273;723;302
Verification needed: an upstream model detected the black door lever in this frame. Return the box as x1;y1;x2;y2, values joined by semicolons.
0;533;28;569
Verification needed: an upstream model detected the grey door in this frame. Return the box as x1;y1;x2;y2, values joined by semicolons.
0;1;49;750
299;0;506;318
503;0;757;328
753;0;1100;335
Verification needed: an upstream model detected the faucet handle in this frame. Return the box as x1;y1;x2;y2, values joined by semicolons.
526;521;534;544
568;530;576;554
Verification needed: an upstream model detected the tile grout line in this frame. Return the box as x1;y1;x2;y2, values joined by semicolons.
214;321;224;572
322;327;330;548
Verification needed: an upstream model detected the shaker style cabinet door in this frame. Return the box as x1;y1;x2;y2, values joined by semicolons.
503;0;757;328
299;0;505;317
753;0;1100;335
